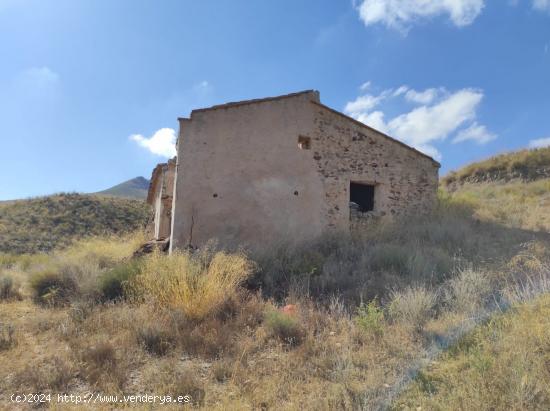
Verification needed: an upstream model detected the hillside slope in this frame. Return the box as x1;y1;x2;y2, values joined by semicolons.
442;147;550;232
95;176;150;199
395;293;550;410
0;193;150;254
443;146;550;186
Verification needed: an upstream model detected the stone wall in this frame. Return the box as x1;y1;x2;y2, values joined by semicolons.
168;91;439;251
310;102;440;231
147;159;176;240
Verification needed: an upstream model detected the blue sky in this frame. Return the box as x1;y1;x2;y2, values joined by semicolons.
1;0;549;200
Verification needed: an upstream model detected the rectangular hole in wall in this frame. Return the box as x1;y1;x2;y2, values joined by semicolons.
298;135;311;150
350;182;375;212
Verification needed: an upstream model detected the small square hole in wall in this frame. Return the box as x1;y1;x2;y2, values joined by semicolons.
298;136;311;150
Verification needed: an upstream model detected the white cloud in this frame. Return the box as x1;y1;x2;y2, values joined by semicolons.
453;122;497;144
528;137;550;148
393;85;409;97
357;0;485;30
344;83;495;161
360;81;372;91
405;88;440;104
130;128;177;158
344;93;385;113
413;144;443;161
533;0;550;12
388;88;483;143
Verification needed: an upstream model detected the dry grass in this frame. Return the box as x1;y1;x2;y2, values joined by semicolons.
445;179;550;231
388;286;438;330
443;146;550;185
444;267;492;313
1;174;550;409
131;249;255;321
394;294;550;411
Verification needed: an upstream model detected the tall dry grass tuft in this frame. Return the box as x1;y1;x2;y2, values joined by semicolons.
0;323;17;350
131;249;255;321
0;274;22;301
388;286;438;330
444;267;491;313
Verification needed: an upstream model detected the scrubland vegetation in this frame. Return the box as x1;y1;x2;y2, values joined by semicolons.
1;150;550;410
443;146;550;186
0;193;150;254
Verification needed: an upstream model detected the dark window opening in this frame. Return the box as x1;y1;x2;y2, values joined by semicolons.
298;136;311;150
350;182;375;212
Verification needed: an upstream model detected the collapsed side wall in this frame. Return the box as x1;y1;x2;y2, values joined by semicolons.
156;159;176;240
310;103;439;229
170;92;328;250
148;160;176;241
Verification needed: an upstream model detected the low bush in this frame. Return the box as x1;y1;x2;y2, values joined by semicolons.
264;309;304;346
148;363;205;406
0;275;22;301
354;299;385;336
137;325;175;356
444;267;491;313
212;360;233;382
29;270;78;306
388;286;437;329
0;323;16;351
14;356;74;391
131;250;254;321
100;260;142;301
368;244;409;274
80;340;127;389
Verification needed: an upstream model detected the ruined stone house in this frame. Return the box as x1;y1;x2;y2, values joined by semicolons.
146;90;440;251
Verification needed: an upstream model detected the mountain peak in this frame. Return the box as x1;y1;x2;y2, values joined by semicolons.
96;177;150;199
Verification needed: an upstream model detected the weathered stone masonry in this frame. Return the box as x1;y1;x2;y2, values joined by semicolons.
146;90;440;251
146;158;176;240
310;102;439;231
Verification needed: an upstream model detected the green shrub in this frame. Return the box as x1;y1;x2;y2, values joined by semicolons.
30;270;78;306
99;260;142;301
354;299;385;336
264;309;304;346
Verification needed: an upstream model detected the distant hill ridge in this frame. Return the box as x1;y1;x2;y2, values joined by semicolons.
95;176;150;199
443;146;550;187
0;193;150;254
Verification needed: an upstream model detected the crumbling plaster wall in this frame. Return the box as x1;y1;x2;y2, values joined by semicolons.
170;91;328;251
148;159;176;240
